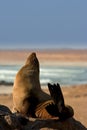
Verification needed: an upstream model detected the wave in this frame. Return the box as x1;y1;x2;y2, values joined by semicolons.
0;70;17;74
40;68;85;74
0;65;87;86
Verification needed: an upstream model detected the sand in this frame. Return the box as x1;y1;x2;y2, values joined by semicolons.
0;49;87;128
0;84;87;127
0;49;87;65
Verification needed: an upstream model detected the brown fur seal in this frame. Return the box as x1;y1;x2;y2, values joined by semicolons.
13;52;74;120
13;52;51;117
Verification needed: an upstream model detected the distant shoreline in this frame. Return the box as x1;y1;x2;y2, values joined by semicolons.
0;49;87;65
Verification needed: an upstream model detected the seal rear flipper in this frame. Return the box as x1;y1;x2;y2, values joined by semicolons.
58;105;74;120
48;83;65;113
48;83;74;120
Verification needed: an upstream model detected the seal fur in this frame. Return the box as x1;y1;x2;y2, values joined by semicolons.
13;52;74;119
13;52;51;117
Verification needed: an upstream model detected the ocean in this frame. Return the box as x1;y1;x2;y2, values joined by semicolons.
0;64;87;87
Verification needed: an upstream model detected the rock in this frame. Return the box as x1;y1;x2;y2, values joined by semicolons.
0;114;22;130
0;105;87;130
23;117;87;130
0;105;26;130
0;104;12;115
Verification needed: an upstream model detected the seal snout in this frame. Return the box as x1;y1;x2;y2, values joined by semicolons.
30;52;36;58
25;52;37;65
28;52;36;60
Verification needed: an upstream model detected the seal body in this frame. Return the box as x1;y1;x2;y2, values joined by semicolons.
13;52;74;120
13;52;51;117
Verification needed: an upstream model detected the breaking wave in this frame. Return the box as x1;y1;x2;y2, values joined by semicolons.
0;65;87;87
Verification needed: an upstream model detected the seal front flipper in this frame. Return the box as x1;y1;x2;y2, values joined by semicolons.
35;100;59;119
48;83;74;120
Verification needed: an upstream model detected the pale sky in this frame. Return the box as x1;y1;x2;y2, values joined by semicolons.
0;0;87;49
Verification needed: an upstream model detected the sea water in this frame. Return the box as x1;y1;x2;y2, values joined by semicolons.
0;64;87;87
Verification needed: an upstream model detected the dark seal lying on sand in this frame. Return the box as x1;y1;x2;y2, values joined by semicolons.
13;52;74;120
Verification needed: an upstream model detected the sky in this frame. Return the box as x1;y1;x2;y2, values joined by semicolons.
0;0;87;49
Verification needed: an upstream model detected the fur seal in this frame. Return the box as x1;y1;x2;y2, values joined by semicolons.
13;52;74;120
13;52;51;117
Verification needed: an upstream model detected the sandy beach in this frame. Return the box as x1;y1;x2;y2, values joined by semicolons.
0;84;87;128
0;49;87;65
0;49;87;128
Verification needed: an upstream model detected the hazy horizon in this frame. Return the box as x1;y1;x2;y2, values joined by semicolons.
0;46;87;51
